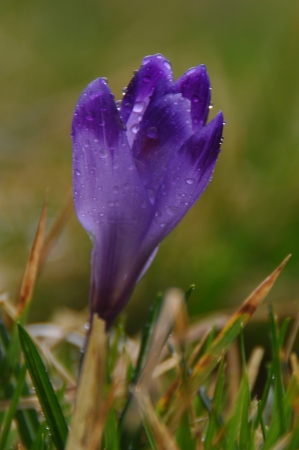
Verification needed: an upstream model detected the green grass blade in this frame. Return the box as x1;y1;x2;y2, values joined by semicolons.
18;323;68;450
104;409;119;450
204;358;225;449
0;364;27;449
175;410;196;450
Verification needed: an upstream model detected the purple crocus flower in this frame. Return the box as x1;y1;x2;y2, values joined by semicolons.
72;54;224;328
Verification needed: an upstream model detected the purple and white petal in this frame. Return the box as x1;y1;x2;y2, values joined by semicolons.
120;54;173;147
176;65;211;133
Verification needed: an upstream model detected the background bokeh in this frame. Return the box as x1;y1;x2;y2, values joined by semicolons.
1;0;299;331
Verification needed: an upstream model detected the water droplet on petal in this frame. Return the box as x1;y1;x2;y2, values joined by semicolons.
143;76;151;83
115;100;121;110
75;169;81;176
209;102;213;110
131;124;139;134
108;201;115;207
155;211;162;217
192;95;199;103
147;127;158;139
147;188;155;204
185;178;195;185
166;205;178;216
160;223;166;228
84;140;90;147
163;60;171;70
113;186;120;193
89;90;102;100
133;101;145;113
99;148;109;159
86;111;95;121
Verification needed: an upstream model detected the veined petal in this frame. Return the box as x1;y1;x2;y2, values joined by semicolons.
72;77;151;237
72;78;154;324
176;65;211;133
132;93;193;204
143;112;224;244
120;54;173;147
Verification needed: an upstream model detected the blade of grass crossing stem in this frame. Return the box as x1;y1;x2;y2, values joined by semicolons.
175;256;290;421
18;324;68;450
0;364;27;449
204;358;225;450
17;196;47;316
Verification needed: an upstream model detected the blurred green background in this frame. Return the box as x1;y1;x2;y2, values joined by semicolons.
1;0;299;329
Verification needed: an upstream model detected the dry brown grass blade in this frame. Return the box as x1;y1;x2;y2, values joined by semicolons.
66;315;106;450
134;390;180;450
137;288;184;392
40;191;74;266
17;196;47;316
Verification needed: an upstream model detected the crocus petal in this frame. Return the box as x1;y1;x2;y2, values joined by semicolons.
72;78;154;324
176;65;211;133
143;112;224;244
72;55;224;329
120;54;173;147
132;93;193;203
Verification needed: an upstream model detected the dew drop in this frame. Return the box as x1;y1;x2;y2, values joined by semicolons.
163;60;171;70
209;102;213;110
131;124;139;134
147;127;158;139
74;190;78;196
107;201;115;207
115;100;121;110
143;76;151;83
192;95;199;103
160;223;166;228
89;90;101;100
84;140;90;147
86;111;95;121
155;211;162;218
99;148;109;159
166;205;178;216
147;188;155;204
75;169;81;176
100;212;104;217
185;178;195;185
133;101;145;113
